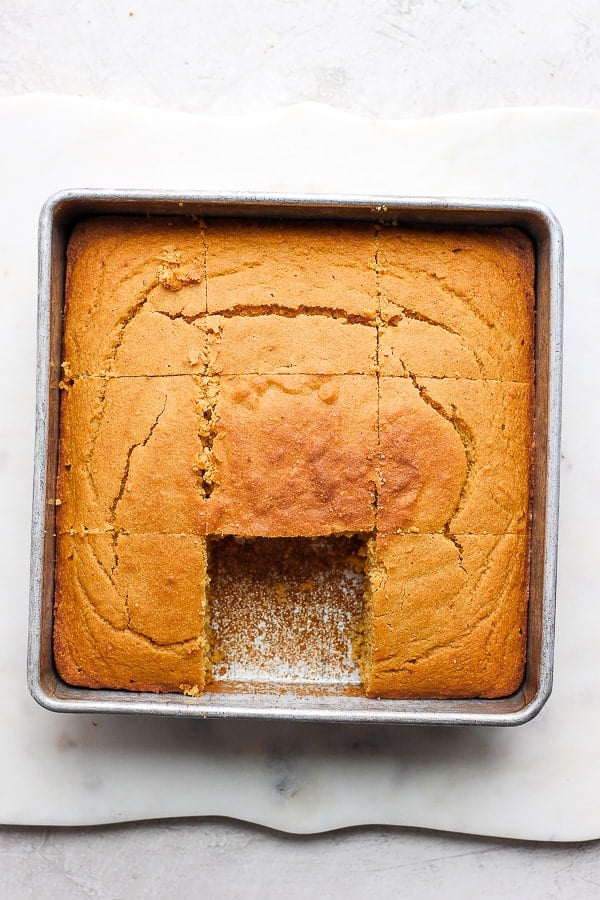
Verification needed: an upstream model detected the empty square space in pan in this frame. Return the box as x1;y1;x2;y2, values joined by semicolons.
207;534;368;686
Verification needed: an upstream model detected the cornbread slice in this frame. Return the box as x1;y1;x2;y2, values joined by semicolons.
378;226;535;381
362;532;529;698
207;374;378;536
378;377;533;535
416;378;533;534
113;534;208;645
64;217;207;377
54;533;209;692
57;375;206;535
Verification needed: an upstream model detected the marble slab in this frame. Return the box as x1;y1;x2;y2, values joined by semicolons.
1;95;598;839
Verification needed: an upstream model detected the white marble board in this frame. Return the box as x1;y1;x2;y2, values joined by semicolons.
1;95;598;839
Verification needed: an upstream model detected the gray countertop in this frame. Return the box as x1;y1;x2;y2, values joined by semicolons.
2;820;599;898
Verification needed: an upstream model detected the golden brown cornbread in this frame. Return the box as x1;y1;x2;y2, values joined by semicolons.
55;533;208;692
377;377;533;536
57;375;205;535
207;374;378;537
208;314;376;376
54;216;534;699
378;226;534;380
377;377;468;534
363;533;529;698
63;218;208;377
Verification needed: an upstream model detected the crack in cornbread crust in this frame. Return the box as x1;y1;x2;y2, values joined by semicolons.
55;216;535;697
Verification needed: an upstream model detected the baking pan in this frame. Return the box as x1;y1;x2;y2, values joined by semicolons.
28;190;563;725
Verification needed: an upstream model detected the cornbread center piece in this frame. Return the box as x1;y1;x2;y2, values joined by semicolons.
206;219;378;318
207;374;378;537
113;534;208;646
54;533;209;693
208;536;366;685
362;533;529;699
378;226;535;381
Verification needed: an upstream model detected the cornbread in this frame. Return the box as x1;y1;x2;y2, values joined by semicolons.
54;216;534;698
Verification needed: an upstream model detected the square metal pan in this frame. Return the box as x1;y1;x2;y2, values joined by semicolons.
28;190;563;725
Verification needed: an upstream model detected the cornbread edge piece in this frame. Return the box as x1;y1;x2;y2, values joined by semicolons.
54;533;209;693
362;533;529;699
64;217;208;377
417;378;534;535
378;226;535;381
57;375;206;536
206;219;378;318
